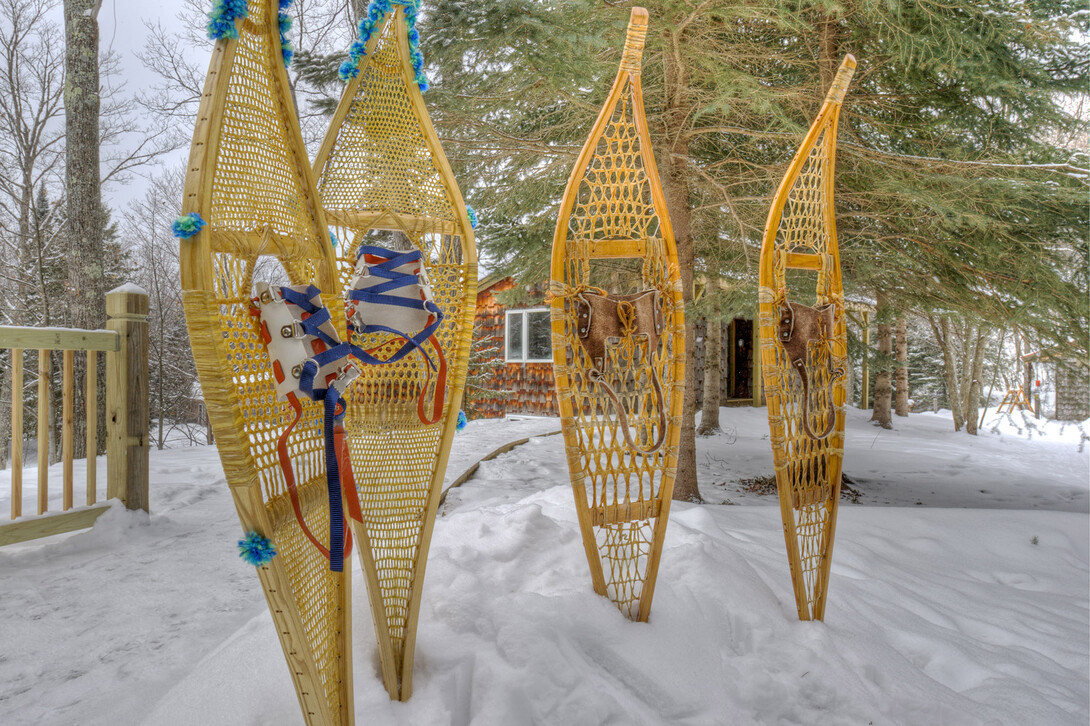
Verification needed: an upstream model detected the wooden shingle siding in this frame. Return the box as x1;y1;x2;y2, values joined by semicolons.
470;278;559;419
471;277;760;417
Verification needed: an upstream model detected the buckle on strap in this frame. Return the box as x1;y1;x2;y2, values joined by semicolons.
280;320;306;339
329;363;360;395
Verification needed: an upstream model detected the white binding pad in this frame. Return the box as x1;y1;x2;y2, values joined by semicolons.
254;281;358;402
346;251;436;336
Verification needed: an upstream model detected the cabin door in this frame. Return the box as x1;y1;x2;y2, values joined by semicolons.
728;318;754;401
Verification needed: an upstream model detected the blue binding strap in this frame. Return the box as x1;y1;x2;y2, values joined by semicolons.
273;284;350;572
323;393;345;572
347;246;443;370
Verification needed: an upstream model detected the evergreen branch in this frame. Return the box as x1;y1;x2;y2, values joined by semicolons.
688;124;1089;177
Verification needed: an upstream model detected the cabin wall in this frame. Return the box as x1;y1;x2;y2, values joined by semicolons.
1054;362;1089;421
470;280;761;417
468;279;559;419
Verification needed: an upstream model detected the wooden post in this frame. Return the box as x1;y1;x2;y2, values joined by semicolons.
86;351;97;505
63;350;74;510
11;349;22;519
860;310;871;409
37;350;49;515
106;286;150;512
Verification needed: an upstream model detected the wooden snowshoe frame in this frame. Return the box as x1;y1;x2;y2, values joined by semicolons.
758;55;856;622
312;2;477;702
550;7;686;622
179;1;353;724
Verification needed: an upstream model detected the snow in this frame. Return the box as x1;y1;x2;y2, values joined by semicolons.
107;282;149;296
0;408;1086;725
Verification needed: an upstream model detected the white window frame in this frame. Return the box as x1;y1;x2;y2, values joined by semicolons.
504;308;553;363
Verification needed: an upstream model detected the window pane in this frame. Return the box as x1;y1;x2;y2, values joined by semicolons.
506;313;524;361
527;311;552;361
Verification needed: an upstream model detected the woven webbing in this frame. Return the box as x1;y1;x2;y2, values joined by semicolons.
552;25;684;622
180;2;350;721
313;5;476;697
758;60;852;622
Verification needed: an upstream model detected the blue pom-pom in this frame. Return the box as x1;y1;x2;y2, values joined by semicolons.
339;60;359;81
206;0;248;41
465;205;478;230
171;212;206;239
279;0;294;9
238;531;277;566
278;11;294;67
343;0;429;88
330;232;339;248
456;410;467;431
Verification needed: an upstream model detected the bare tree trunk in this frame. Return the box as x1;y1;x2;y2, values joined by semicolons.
871;292;892;428
661;29;699;503
64;0;105;458
349;0;368;28
843;347;854;413
663;161;699;501
894;316;909;416
698;307;721;436
157;343;166;450
1014;332;1023;394
928;314;963;431
963;327;988;435
1018;330;1033;396
978;329;1007;429
956;320;976;431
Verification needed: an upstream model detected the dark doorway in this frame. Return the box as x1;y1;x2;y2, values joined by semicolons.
728;318;753;400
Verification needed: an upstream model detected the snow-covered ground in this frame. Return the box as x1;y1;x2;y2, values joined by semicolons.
0;408;1086;725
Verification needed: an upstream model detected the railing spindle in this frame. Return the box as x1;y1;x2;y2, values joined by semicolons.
0;293;146;546
37;350;49;515
63;349;74;510
86;350;97;506
11;349;22;520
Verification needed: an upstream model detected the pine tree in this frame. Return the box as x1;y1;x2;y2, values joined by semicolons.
421;0;1086;467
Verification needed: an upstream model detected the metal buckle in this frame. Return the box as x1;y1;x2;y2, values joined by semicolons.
280;321;305;339
330;363;360;394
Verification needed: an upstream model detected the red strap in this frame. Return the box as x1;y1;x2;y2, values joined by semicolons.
351;329;447;426
256;296;357;562
279;393;354;562
417;335;447;425
334;423;364;524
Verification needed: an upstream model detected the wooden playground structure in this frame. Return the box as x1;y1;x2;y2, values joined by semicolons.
996;385;1033;414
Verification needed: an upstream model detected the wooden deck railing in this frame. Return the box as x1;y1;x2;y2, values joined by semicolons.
0;287;149;546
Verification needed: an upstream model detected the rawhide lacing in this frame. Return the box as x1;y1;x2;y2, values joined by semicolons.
777;299;845;440
571;288;666;455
